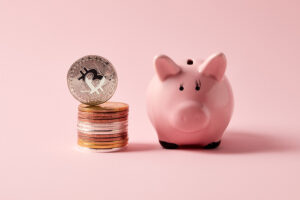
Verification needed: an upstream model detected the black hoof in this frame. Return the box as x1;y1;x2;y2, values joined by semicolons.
159;141;179;149
203;141;221;149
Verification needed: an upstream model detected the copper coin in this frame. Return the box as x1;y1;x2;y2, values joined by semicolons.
78;113;128;120
78;112;128;120
78;110;128;116
78;116;128;123
77;115;128;121
78;102;129;113
78;131;128;138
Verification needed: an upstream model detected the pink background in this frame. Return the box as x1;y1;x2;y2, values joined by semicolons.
0;0;299;199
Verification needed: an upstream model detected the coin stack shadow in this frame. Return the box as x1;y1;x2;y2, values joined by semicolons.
77;102;129;152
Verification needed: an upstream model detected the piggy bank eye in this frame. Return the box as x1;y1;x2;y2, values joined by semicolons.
187;59;193;65
195;80;201;91
179;84;184;91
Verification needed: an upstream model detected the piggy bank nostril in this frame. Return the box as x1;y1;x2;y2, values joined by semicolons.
170;103;210;132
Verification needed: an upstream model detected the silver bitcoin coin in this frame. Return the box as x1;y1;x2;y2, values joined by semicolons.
67;55;118;105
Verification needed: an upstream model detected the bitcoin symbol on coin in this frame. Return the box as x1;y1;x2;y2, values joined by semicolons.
78;67;107;95
67;55;118;105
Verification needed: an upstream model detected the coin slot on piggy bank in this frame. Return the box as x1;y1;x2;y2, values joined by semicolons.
146;53;234;149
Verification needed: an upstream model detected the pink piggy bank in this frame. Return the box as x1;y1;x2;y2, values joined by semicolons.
146;53;234;149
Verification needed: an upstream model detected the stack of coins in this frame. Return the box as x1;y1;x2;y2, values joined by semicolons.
67;55;128;152
77;102;129;152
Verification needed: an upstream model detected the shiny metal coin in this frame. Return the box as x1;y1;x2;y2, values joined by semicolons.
77;128;128;135
77;127;128;133
77;120;128;128
77;128;128;134
67;55;118;105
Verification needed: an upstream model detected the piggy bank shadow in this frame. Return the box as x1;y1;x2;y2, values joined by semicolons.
122;130;299;154
199;130;300;154
123;142;161;152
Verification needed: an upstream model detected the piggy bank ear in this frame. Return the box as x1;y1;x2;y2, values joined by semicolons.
201;53;226;81
154;55;181;81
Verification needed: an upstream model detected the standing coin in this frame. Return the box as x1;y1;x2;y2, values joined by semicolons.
67;55;118;105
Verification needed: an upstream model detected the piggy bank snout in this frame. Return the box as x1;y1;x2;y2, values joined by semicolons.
170;102;210;132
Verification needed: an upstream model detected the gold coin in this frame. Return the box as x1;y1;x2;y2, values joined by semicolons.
78;138;128;145
78;140;128;149
78;102;129;113
78;135;128;142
